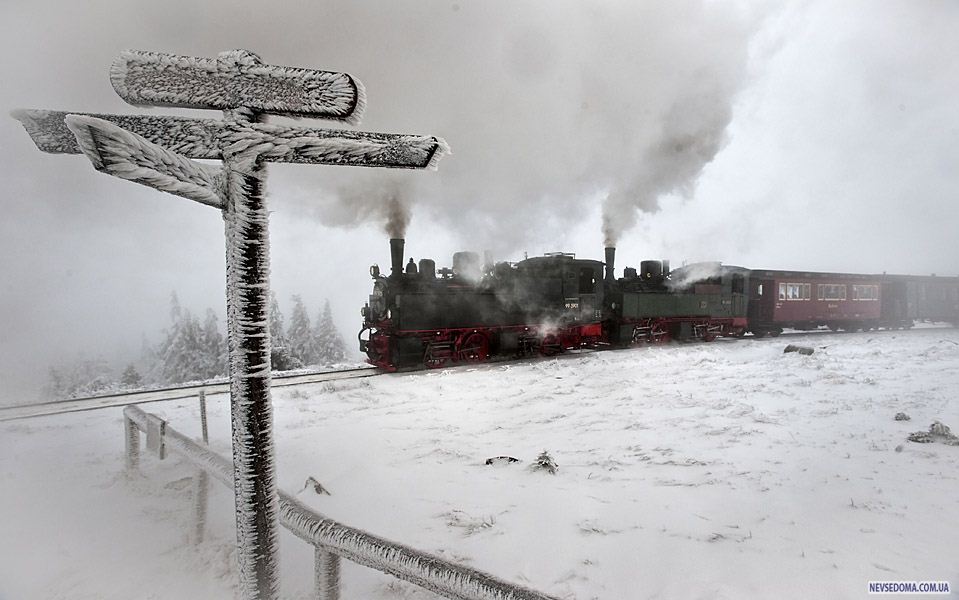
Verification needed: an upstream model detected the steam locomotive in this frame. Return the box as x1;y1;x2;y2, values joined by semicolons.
358;239;959;370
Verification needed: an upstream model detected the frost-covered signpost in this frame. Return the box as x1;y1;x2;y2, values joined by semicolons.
13;49;447;600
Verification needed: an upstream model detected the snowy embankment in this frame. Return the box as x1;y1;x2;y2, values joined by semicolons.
2;328;957;599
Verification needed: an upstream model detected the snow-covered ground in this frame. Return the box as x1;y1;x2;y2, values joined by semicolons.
2;327;957;599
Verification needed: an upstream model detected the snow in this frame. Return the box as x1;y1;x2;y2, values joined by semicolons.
1;327;957;599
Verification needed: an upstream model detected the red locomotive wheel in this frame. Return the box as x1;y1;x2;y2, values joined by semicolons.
423;343;450;369
456;332;489;363
540;333;562;356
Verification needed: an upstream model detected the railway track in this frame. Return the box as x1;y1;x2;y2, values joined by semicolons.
0;366;381;422
3;324;950;423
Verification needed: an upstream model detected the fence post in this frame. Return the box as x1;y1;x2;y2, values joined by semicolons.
193;470;210;544
315;547;341;600
198;389;209;444
194;390;210;544
124;415;140;472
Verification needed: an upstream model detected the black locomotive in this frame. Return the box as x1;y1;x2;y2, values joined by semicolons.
359;239;606;369
359;238;958;370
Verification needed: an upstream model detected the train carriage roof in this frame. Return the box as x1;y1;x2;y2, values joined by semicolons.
875;273;959;283
747;268;882;281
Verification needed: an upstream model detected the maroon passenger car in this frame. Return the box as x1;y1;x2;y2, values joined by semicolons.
746;269;882;337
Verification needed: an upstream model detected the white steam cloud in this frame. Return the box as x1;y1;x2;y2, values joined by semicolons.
666;261;724;290
289;1;758;253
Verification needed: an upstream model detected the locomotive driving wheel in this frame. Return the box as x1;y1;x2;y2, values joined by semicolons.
649;322;669;343
539;333;562;356
423;341;451;369
456;331;489;363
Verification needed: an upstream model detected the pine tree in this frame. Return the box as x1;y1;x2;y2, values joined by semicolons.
199;308;227;379
153;293;211;384
287;295;318;366
314;299;347;365
45;358;116;399
120;364;143;388
269;292;302;371
46;366;66;399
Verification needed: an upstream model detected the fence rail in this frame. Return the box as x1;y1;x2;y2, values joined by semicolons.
0;366;379;422
122;404;560;600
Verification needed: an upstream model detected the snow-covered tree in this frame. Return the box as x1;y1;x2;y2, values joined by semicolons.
152;293;224;384
199;308;227;379
120;364;143;387
45;357;116;399
287;295;318;366
314;299;347;365
269;291;301;371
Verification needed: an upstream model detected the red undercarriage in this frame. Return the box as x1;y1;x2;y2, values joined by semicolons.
363;317;748;371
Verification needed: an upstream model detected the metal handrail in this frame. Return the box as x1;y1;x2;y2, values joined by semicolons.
123;404;559;600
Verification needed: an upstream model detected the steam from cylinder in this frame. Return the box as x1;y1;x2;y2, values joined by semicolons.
390;238;405;278
604;247;616;282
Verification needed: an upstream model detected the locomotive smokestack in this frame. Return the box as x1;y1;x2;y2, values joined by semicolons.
605;246;616;282
390;238;405;278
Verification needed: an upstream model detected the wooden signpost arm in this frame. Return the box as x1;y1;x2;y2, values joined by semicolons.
64;115;226;208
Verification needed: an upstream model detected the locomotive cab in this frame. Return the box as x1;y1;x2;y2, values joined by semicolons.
513;254;605;324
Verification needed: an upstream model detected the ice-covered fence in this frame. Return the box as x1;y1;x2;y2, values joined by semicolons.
122;405;559;600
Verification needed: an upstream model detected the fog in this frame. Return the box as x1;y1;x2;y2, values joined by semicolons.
1;0;957;404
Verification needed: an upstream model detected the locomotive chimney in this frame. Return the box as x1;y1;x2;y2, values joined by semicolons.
390;238;405;278
604;246;616;282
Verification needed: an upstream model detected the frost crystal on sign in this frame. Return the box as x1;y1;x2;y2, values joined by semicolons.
65;115;225;208
12;109;223;157
13;109;449;170
111;49;367;124
219;121;449;170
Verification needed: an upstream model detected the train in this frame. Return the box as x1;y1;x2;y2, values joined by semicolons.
358;238;959;370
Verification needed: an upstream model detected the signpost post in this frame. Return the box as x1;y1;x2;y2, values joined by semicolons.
13;49;447;600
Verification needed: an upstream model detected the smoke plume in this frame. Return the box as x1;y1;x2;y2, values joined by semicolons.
304;175;412;239
602;91;737;246
272;1;759;254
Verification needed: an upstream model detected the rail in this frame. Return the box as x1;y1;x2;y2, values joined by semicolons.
122;404;559;600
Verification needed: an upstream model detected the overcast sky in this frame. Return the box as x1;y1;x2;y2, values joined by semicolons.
1;0;957;404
